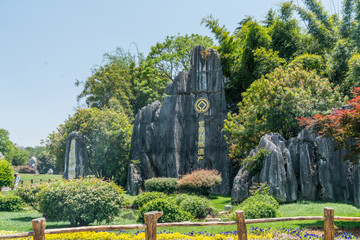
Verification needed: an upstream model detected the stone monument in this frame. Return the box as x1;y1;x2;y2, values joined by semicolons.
127;45;231;195
63;131;89;179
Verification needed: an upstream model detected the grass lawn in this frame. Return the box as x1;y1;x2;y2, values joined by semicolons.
18;173;62;184
2;197;360;235
209;194;231;210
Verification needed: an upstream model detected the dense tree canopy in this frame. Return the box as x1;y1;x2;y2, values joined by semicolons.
146;34;214;81
0;129;29;166
45;99;132;186
202;0;360;110
224;66;345;162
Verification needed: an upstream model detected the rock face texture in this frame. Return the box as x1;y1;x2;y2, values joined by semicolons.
127;45;230;195
63;131;89;179
232;129;360;205
232;133;297;203
28;156;37;169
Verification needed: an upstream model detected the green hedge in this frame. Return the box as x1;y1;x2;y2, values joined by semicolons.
0;194;24;211
145;177;178;194
138;198;193;223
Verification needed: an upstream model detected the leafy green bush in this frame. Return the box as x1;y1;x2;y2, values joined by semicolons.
225;66;345;161
16;184;46;211
243;148;270;175
0;159;14;189
132;191;167;209
177;194;217;219
0;194;25;211
39;178;126;226
178;169;222;196
232;190;279;219
138;198;193;223
144;177;178;194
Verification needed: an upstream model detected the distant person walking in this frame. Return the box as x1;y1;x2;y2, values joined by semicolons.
14;173;20;190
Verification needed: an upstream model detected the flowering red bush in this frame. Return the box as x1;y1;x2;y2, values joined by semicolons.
298;87;360;160
178;169;221;196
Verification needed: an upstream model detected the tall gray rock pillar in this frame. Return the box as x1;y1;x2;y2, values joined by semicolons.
127;45;231;195
63;131;89;179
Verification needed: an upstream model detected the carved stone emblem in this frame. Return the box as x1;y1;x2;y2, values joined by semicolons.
194;97;210;114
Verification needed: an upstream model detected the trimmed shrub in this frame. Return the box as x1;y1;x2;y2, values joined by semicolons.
0;160;14;189
132;191;167;209
18;165;38;174
39;178;126;226
232;193;279;220
177;194;217;218
0;194;25;211
16;183;46;211
178;169;222;196
138;198;193;223
145;177;178;194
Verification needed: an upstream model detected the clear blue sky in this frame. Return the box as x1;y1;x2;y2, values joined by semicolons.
0;0;339;147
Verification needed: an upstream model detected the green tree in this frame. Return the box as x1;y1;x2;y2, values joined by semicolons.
0;129;13;159
77;49;136;116
0;159;14;190
146;34;214;81
288;53;324;73
342;53;360;96
202;16;275;109
224;66;345;162
45;100;132;186
7;146;29;166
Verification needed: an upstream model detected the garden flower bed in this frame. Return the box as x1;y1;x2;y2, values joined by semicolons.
1;227;359;240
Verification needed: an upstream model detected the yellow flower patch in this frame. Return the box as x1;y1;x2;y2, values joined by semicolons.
0;230;274;240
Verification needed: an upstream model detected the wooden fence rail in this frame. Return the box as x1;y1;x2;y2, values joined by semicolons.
20;179;52;186
0;207;359;240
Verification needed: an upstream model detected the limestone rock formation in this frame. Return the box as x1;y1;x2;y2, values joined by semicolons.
28;156;37;169
232;129;360;205
126;45;231;195
232;133;297;203
63;131;89;179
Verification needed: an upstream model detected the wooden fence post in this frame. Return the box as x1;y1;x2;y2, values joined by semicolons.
324;207;334;240
32;218;46;240
40;179;42;184
144;211;163;240
236;210;247;240
31;179;33;184
21;180;23;186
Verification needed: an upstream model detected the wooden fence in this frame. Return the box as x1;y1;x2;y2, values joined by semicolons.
20;179;52;186
0;207;359;240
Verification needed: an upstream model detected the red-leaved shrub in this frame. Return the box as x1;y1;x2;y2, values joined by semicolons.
18;165;38;174
178;169;222;196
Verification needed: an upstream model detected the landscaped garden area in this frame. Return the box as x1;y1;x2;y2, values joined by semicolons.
1;173;360;239
3;1;360;239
